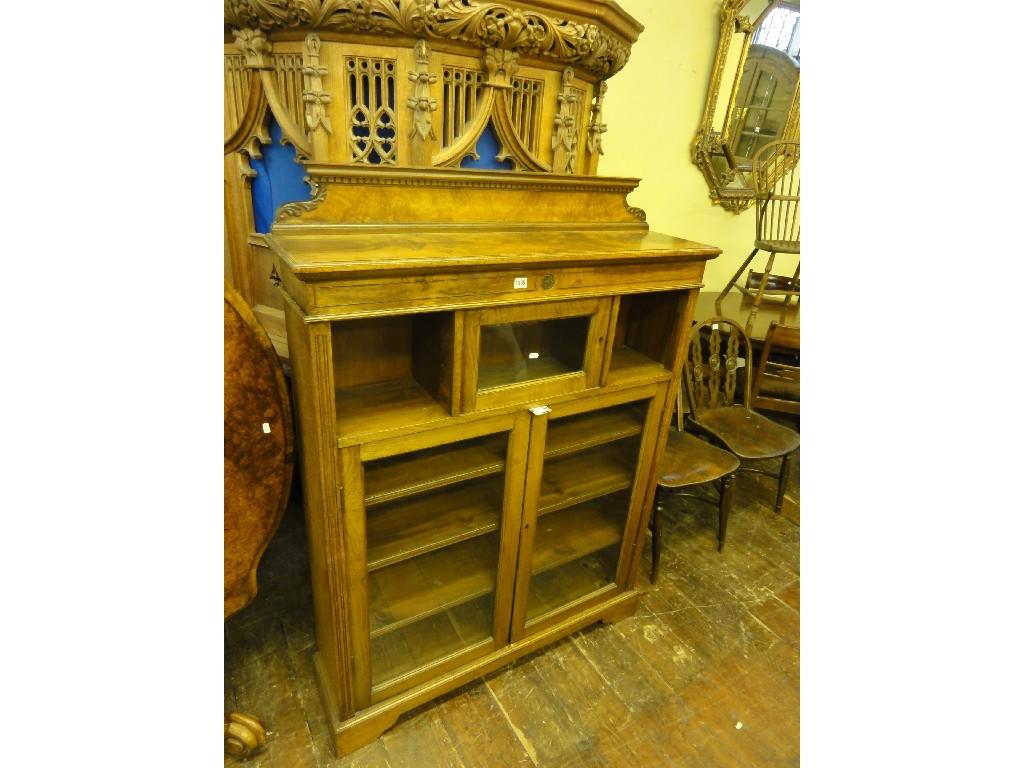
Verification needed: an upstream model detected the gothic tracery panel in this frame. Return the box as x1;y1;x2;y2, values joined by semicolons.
346;56;398;164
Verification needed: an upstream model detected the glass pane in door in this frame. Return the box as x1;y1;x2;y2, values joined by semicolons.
362;429;510;688
524;399;649;624
477;316;590;390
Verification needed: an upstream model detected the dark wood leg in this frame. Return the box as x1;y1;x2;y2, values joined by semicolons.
718;473;735;552
650;493;664;583
746;250;777;337
776;452;792;514
716;246;759;315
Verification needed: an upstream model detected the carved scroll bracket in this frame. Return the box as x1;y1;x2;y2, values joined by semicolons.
275;177;326;222
551;67;579;174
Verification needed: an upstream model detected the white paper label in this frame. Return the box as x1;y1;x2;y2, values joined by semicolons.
513;277;528;289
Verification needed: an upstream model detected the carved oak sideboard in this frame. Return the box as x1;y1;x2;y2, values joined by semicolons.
268;166;719;754
223;1;722;756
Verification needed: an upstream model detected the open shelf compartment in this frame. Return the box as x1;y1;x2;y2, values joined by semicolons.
606;290;687;386
332;311;456;440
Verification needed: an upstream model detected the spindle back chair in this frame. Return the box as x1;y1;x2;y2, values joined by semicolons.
715;140;801;335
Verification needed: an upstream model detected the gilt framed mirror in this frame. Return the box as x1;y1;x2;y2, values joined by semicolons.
692;0;800;212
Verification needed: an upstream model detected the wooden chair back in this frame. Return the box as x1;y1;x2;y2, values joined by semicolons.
752;140;800;254
683;317;753;417
751;321;800;415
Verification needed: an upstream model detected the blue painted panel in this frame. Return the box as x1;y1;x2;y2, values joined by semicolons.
460;123;515;171
249;117;312;233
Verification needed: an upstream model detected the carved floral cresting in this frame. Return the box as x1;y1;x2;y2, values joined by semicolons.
224;0;632;78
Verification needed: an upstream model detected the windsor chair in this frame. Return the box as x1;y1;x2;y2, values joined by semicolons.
716;140;800;336
683;317;799;515
649;427;740;580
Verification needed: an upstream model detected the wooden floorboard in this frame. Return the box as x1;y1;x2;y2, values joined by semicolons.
225;442;799;767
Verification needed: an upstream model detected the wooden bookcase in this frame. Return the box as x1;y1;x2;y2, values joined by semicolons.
269;165;719;755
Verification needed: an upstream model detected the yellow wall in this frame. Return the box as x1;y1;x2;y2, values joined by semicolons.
598;0;799;292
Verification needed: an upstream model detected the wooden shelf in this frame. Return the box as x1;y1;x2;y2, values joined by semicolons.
366;479;504;572
364;434;507;507
370;595;493;687
335;377;449;442
368;534;499;638
526;545;619;622
606;345;670;386
545;406;644;459
530;494;627;577
368;492;627;640
538;443;635;517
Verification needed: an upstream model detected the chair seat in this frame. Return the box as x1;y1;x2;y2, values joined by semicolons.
693;406;799;460
657;429;740;489
753;238;800;255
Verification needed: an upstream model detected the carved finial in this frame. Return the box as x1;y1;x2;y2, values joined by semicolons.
407;39;438;141
552;66;579;174
483;48;520;88
302;33;332;137
587;81;608;155
233;28;273;70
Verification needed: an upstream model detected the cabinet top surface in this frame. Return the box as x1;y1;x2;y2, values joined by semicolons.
268;228;720;279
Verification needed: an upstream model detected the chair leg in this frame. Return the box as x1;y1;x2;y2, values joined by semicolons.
746;250;777;336
718;473;735;552
650;493;664;583
716;247;759;315
776;452;793;514
782;261;800;313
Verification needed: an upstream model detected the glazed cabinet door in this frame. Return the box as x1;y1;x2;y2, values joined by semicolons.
343;412;532;706
509;382;669;641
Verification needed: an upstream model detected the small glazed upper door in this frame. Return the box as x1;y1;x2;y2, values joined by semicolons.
459;298;612;413
508;382;669;642
340;410;532;707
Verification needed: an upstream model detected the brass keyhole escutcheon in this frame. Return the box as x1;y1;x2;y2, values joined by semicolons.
541;274;555;290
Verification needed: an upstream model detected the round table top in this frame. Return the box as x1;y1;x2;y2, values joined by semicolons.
695;291;799;342
224;285;295;619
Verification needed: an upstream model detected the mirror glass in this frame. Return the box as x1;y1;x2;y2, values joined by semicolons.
693;0;801;211
727;3;800;163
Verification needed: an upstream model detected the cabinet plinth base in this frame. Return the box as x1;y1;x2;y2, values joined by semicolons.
316;589;641;757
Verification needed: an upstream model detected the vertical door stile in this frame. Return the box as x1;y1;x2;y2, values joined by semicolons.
613;381;669;587
508;407;550;643
339;445;372;710
492;409;531;646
